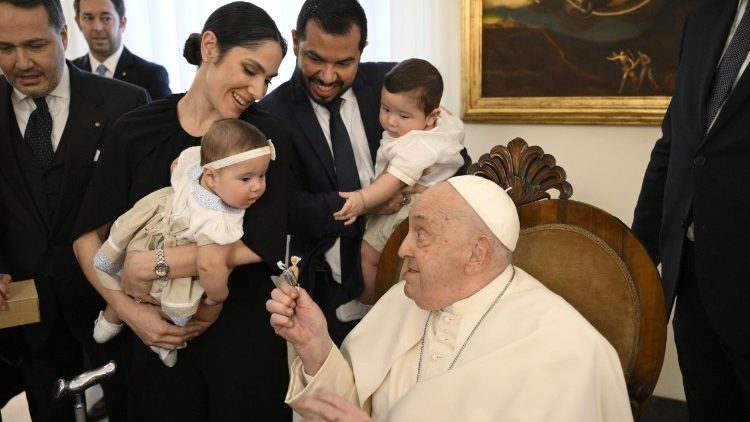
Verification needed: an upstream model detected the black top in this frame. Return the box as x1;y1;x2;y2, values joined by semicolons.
75;94;292;420
76;93;289;264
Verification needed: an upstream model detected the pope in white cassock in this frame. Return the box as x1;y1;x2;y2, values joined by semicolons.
267;175;633;421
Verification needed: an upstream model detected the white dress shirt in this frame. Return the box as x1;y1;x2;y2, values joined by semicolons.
11;64;71;152
88;43;124;79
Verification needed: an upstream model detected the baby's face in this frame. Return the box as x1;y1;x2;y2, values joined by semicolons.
379;88;438;138
211;154;270;209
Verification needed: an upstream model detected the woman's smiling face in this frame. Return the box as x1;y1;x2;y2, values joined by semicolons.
204;40;283;119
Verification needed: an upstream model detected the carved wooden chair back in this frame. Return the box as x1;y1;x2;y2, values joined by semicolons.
374;138;667;419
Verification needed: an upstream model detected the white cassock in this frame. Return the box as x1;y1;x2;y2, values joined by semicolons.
286;265;633;421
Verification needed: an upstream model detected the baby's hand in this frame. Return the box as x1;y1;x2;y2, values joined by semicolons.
333;191;365;225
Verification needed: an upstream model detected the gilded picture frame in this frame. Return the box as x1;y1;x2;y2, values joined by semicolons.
461;0;699;125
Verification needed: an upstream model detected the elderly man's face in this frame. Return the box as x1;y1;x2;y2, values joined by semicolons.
398;183;473;311
0;3;67;98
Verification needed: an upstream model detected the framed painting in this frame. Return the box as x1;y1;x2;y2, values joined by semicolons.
461;0;703;125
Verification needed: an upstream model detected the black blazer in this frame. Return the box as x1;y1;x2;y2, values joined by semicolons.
0;62;149;345
260;62;395;296
633;0;750;351
73;46;171;100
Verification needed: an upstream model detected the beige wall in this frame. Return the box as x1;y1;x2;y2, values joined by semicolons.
427;0;684;401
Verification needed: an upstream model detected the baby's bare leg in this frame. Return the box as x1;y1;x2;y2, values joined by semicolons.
359;241;381;305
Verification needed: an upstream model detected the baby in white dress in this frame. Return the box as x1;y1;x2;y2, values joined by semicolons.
92;119;275;366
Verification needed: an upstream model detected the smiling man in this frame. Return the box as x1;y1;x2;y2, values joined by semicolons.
72;0;171;100
0;0;148;419
267;175;633;421
260;0;391;346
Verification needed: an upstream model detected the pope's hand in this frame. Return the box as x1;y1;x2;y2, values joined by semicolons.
266;284;332;375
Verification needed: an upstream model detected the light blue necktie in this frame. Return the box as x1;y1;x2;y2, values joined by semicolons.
95;64;107;77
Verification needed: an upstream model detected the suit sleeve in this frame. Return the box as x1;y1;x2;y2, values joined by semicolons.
631;16;691;264
130;85;150;109
147;65;172;100
71;85;149;240
260;94;357;241
73;117;136;238
632;104;672;264
286;145;358;240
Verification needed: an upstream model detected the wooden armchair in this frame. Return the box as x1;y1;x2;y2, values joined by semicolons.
374;138;667;419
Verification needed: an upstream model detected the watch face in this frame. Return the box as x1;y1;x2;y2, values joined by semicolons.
156;266;168;278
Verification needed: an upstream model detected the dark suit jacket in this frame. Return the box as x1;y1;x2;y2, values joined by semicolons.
0;62;149;348
260;63;394;301
632;0;750;351
73;46;171;100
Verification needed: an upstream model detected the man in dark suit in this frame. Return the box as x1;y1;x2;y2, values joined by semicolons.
261;0;469;345
71;0;171;100
633;0;750;419
0;0;149;420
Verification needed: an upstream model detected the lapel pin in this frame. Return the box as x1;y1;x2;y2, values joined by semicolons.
122;72;127;76
94;121;101;128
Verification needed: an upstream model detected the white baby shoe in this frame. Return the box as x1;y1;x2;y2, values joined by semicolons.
93;310;124;344
150;346;178;368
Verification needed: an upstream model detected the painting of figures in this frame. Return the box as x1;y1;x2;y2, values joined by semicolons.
462;0;705;124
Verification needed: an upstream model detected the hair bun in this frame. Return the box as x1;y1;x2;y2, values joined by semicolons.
183;33;202;65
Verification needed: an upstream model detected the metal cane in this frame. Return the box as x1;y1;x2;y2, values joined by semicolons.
53;361;116;422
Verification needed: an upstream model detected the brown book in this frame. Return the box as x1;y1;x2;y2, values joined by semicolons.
0;279;40;329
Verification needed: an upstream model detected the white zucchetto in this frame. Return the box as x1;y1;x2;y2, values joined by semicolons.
447;175;520;251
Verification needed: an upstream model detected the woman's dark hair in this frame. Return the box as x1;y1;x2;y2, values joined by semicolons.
384;59;443;115
296;0;367;52
183;1;287;66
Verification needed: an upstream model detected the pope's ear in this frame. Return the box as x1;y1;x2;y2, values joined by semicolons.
465;234;492;276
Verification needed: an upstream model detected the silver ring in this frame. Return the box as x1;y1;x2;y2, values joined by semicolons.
401;194;410;206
